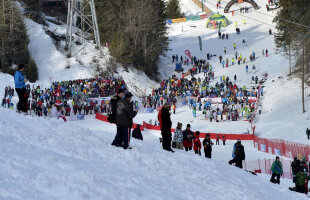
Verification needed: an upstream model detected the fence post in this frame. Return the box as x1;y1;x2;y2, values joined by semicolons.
258;159;260;171
290;160;292;179
265;159;267;174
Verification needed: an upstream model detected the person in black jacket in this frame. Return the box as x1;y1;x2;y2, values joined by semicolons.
229;139;245;168
202;134;213;158
115;92;137;149
111;89;125;147
132;124;143;140
291;157;300;184
160;103;174;152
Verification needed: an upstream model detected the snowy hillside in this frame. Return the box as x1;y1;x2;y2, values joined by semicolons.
158;0;310;143
0;108;306;200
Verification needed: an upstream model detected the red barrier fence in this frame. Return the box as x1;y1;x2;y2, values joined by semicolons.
243;158;292;179
254;135;310;159
95;113;144;131
96;113;253;140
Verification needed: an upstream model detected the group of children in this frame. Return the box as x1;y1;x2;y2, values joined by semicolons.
172;123;226;158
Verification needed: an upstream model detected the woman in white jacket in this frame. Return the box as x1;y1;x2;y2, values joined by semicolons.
173;122;183;150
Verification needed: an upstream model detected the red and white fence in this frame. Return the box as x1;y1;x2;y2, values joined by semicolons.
243;158;293;179
254;136;310;159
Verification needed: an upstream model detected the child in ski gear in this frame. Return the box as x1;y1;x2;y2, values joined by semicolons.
202;134;213;158
173;122;183;150
216;135;220;145
270;156;283;184
295;171;309;193
193;131;201;156
222;136;226;145
132;124;143;140
183;124;194;151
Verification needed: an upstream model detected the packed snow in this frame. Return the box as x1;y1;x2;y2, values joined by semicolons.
0;108;306;200
0;0;310;199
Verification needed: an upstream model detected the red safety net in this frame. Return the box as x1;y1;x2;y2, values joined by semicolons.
254;135;310;159
243;159;292;179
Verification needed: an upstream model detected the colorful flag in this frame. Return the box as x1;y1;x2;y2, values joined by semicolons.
210;19;217;31
184;50;191;59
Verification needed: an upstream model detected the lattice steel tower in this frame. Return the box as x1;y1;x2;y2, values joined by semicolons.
66;0;101;57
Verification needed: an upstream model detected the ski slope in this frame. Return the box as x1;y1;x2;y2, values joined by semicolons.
158;0;310;143
0;108;306;200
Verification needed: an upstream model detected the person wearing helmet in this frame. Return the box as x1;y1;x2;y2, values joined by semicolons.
51;100;66;122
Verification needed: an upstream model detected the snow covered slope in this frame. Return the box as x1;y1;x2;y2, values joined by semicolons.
0;108;306;200
158;0;310;143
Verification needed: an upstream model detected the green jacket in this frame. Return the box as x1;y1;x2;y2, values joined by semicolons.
295;172;309;187
271;161;283;175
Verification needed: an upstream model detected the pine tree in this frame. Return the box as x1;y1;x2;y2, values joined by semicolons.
95;0;168;80
166;0;183;19
0;0;37;81
24;59;38;82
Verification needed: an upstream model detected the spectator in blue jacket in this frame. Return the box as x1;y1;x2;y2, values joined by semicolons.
14;64;28;113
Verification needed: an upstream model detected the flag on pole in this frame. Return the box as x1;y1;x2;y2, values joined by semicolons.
184;50;192;59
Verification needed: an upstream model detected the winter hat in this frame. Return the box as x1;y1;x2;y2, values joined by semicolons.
18;64;25;70
55;100;63;106
206;134;210;138
177;122;182;129
125;92;133;98
195;131;200;136
117;88;125;94
164;102;170;107
186;124;191;128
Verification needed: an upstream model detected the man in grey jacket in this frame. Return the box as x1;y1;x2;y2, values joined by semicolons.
115;92;137;149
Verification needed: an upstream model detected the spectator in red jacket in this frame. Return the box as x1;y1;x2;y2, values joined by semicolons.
193;131;201;156
183;124;194;151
